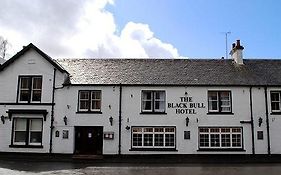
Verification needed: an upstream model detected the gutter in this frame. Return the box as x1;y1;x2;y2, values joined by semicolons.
264;86;271;154
249;87;255;154
49;68;56;154
118;84;122;155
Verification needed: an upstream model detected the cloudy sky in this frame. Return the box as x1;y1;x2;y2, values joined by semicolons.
0;0;281;59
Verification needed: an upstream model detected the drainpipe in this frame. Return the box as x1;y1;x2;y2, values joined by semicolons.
249;87;255;154
118;84;122;155
49;68;56;154
264;86;271;154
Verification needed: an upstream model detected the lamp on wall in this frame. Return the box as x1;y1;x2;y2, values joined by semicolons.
186;117;189;126
109;116;113;126
63;116;68;125
126;126;130;130
258;117;263;127
1;115;5;124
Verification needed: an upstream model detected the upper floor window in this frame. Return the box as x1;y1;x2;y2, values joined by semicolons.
18;76;42;103
270;91;281;112
78;90;101;112
141;90;165;113
208;91;231;113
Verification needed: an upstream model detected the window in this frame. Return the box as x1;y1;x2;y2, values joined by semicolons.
141;91;165;113
78;90;101;112
18;76;42;103
132;127;175;149
271;91;281;112
257;131;264;140
199;127;242;149
13;118;43;146
208;91;231;113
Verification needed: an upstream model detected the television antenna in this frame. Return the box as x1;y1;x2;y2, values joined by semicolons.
221;31;231;59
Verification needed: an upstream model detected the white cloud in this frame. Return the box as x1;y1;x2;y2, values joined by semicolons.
0;0;180;59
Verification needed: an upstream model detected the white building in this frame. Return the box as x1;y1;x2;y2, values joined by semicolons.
0;40;281;156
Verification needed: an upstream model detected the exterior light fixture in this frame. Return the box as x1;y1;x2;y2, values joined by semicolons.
109;116;113;126
258;117;263;127
63;116;68;125
186;117;189;126
1;115;5;124
125;126;130;130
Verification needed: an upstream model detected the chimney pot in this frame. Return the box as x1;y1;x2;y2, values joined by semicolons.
232;43;236;49
236;40;241;47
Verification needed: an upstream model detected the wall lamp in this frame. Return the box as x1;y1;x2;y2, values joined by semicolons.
109;116;113;126
186;117;189;127
258;117;263;127
63;116;68;125
126;126;130;130
1;115;5;124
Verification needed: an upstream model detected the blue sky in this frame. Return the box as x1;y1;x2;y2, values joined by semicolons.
110;0;281;58
0;0;280;59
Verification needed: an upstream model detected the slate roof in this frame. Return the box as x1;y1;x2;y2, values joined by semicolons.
56;58;281;86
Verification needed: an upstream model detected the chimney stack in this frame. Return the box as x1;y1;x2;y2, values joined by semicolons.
230;39;244;65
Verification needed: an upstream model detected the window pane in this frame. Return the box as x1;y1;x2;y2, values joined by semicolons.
79;91;89;110
32;90;41;101
154;134;164;146
208;100;218;111
91;101;101;110
142;91;152;111
15;131;26;142
143;91;152;100
272;102;280;111
144;134;153;146
30;132;42;143
30;119;42;131
32;77;42;89
208;92;218;100
20;77;30;89
199;134;209;147
143;101;152;111
80;101;89;110
92;91;101;100
271;92;280;101
210;134;220;147
220;92;230;100
132;128;142;132
15;119;27;130
232;134;241;147
133;134;142;146
80;91;89;99
165;134;175;146
20;90;30;101
221;134;231;147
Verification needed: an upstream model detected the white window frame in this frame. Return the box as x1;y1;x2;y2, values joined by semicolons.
90;91;102;111
132;127;175;149
208;91;231;113
270;91;281;112
78;90;102;112
199;127;242;149
31;77;42;102
78;91;90;111
18;76;42;103
141;90;166;113
28;119;43;146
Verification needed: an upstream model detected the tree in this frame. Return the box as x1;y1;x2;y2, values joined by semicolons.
0;36;8;60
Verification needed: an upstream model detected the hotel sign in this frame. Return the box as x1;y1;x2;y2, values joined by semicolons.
168;96;205;114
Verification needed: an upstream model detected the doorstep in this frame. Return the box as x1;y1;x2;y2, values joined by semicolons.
72;154;103;160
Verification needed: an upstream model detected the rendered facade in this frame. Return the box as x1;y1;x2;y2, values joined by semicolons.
0;40;281;155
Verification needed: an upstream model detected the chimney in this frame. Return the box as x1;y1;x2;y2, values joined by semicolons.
230;40;244;65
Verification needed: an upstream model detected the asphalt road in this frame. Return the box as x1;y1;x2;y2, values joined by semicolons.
1;160;281;175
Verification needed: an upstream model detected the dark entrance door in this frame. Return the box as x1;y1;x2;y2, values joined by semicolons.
75;126;103;155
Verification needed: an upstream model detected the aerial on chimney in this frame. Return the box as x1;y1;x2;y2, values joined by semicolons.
230;39;244;65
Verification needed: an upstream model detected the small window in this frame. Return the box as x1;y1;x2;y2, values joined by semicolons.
18;76;42;103
141;91;165;113
270;91;281;112
78;90;102;112
257;131;264;140
13;118;43;146
184;131;190;140
208;91;231;113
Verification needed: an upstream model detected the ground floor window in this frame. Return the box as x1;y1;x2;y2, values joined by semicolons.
12;118;43;146
132;127;175;149
199;127;242;149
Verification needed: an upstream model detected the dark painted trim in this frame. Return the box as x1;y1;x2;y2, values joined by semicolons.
270;112;281;115
140;112;167;115
76;111;102;114
264;87;271;154
9;145;43;148
249;87;255;154
0;102;54;106
0;43;67;73
197;148;246;152
240;120;252;124
118;85;122;155
129;148;178;152
49;68;56;154
6;109;48;121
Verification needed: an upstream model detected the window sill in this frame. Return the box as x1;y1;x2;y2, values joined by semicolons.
207;112;234;115
129;148;177;152
140;112;167;115
9;145;43;148
197;148;245;152
76;111;102;114
270;112;281;115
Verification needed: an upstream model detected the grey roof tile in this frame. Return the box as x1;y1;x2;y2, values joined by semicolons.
56;59;281;86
